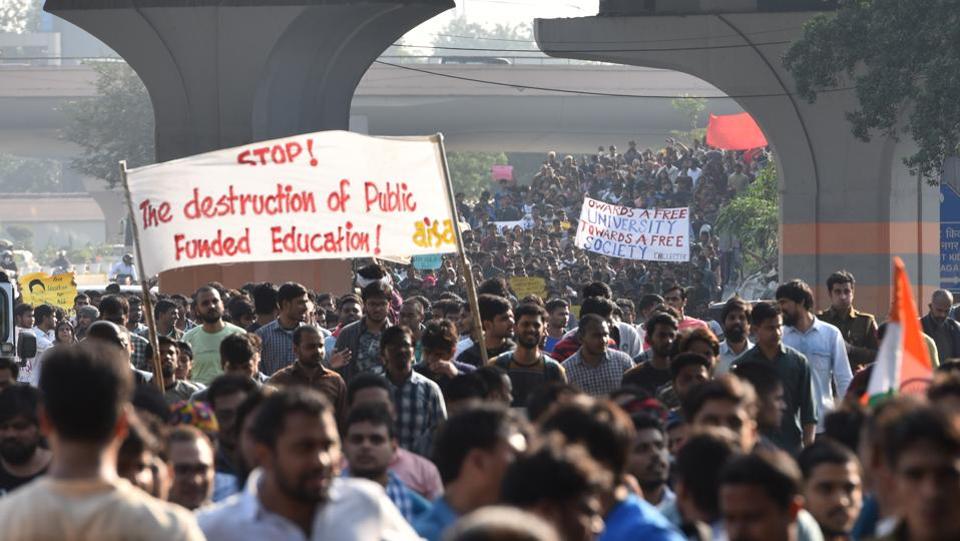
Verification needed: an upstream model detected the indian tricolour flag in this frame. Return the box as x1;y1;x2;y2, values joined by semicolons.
861;257;934;406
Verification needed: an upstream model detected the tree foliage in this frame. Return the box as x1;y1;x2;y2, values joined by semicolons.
61;62;155;188
783;0;960;184
446;151;509;199
5;225;33;249
0;0;40;33
715;163;779;274
0;154;78;192
669;94;707;144
432;16;536;54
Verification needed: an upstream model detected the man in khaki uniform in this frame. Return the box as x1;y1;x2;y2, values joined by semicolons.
817;270;879;370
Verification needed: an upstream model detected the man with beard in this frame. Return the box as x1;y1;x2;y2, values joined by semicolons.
258;282;329;376
183;286;246;385
153;300;183;340
381;326;446;456
493;303;566;408
716;297;753;375
623;313;679;396
457;294;516;369
663;285;707;333
920;289;960;365
399;299;426;363
0;386;50;496
74;305;99;340
777;280;851;434
342;402;431;524
561;314;633;397
335;282;393;382
126;296;148;336
628;414;673;510
268;325;347;422
148;336;202;406
797;439;863;541
197;387;419;540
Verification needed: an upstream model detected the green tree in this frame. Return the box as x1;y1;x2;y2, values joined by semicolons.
783;0;960;184
5;225;33;250
715;163;779;275
669;94;707;144
446;151;509;199
61;62;155;188
431;16;537;55
0;154;76;192
0;0;40;33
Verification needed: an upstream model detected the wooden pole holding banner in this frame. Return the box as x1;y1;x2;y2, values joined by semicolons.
119;161;165;393
434;134;489;365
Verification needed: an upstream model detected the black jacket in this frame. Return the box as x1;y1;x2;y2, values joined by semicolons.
920;314;960;364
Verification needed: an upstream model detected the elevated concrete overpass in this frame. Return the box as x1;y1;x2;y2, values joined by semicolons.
537;3;937;316
0;61;742;159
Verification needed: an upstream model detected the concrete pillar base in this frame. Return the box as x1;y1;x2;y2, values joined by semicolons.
159;260;353;296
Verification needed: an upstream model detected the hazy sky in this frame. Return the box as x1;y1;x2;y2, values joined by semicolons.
402;0;598;44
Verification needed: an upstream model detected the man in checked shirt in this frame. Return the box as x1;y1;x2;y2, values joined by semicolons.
380;326;446;457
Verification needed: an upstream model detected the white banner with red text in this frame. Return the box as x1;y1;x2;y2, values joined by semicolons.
574;197;690;262
125;131;458;276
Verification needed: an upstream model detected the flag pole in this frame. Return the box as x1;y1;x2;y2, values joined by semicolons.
119;160;165;392
434;134;489;365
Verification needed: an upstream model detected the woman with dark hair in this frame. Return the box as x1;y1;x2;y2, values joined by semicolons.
53;319;76;346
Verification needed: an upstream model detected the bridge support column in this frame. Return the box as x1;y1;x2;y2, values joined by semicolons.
44;0;452;293
537;11;938;316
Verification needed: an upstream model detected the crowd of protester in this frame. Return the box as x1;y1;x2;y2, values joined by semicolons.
434;140;772;315
1;140;955;541
4;255;960;541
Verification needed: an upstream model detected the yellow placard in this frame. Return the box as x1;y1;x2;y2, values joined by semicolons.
18;272;78;311
570;304;581;319
509;276;547;300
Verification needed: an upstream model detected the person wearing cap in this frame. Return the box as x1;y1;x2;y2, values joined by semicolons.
74;305;99;340
109;253;139;284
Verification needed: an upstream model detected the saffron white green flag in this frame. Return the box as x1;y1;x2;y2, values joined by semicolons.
862;257;933;406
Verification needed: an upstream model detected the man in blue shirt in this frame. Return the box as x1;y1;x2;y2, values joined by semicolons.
341;402;431;524
413;404;529;541
539;399;684;541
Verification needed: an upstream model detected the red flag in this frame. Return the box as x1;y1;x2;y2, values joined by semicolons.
706;113;768;151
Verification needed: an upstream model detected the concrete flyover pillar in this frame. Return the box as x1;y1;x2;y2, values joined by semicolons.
536;7;939;317
44;0;453;293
